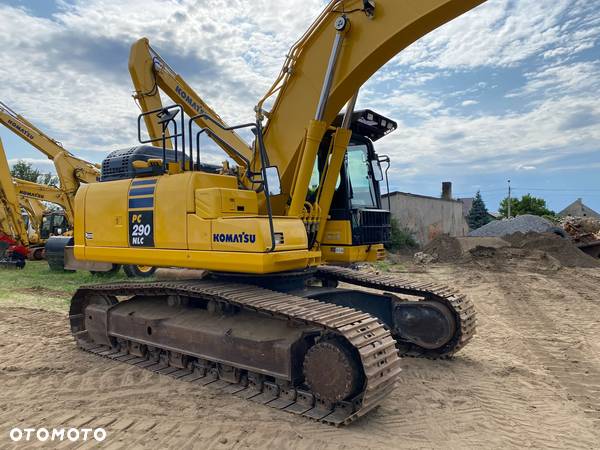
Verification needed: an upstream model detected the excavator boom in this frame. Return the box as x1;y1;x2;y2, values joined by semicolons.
258;0;485;200
14;178;72;223
0;101;100;203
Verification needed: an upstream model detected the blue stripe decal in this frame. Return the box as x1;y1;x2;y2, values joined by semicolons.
128;197;154;209
129;187;155;197
132;179;157;186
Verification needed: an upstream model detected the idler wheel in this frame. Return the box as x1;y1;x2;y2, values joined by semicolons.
303;338;362;403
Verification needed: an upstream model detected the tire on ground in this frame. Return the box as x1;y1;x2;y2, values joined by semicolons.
123;264;157;278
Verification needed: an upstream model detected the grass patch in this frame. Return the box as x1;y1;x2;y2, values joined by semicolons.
373;261;392;272
0;261;131;310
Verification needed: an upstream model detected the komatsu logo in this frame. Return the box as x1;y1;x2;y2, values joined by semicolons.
7;119;34;140
213;233;256;244
20;191;44;199
175;86;203;115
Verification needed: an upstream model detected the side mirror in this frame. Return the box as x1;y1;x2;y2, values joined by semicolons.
265;166;281;196
371;160;384;181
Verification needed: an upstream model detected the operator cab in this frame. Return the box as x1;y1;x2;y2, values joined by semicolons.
311;109;395;247
40;211;69;240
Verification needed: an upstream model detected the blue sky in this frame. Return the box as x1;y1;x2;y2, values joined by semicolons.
0;0;599;214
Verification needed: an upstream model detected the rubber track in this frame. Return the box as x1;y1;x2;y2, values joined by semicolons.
71;280;402;426
316;266;477;358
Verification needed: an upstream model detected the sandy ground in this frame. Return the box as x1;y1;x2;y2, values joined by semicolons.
1;261;599;449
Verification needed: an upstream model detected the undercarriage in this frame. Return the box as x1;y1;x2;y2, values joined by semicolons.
69;266;476;425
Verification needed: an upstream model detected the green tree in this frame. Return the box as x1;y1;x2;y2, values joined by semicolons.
10;160;40;182
10;161;58;186
499;193;555;217
467;190;492;230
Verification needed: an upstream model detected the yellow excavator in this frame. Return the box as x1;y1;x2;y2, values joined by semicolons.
0;101;95;268
19;197;69;257
0;101;154;276
0;140;28;267
64;0;482;425
0;138;71;264
129;38;392;264
0;193;59;261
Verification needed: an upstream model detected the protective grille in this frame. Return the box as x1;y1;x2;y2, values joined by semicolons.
357;209;391;245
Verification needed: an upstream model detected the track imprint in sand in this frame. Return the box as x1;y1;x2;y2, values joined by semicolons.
1;264;599;449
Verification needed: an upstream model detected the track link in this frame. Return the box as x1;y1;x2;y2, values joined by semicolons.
316;266;477;358
70;280;402;426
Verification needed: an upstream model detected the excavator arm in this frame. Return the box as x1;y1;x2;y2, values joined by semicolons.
19;197;46;242
129;38;253;168
0;203;14;237
0;138;29;245
0;101;100;207
257;0;486;207
14;178;72;224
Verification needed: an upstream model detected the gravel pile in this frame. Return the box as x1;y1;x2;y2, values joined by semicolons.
469;215;555;237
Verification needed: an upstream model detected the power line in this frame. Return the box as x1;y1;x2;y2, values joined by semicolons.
455;187;600;196
511;188;600;192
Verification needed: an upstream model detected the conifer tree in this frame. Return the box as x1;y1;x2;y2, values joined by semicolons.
467;190;492;230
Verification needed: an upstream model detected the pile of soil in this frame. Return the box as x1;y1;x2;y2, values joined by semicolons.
504;232;600;268
421;232;600;268
422;235;462;262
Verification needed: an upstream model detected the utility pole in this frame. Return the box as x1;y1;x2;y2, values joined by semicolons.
507;179;511;218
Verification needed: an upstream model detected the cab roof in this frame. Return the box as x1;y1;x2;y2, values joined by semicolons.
332;109;397;142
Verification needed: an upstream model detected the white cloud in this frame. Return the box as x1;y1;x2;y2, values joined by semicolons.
391;0;597;70
516;165;537;171
0;0;598;189
0;0;322;161
508;60;600;99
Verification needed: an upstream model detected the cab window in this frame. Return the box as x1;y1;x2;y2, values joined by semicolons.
346;143;377;208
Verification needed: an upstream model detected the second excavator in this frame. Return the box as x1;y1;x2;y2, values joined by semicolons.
63;0;482;425
1;101;158;276
0;137;71;265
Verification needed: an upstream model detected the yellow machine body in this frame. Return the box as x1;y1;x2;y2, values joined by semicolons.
320;220;385;262
74;171;319;274
128;39;385;266
74;0;487;274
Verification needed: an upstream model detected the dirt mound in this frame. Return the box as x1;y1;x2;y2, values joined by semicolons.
421;232;600;268
423;235;462;262
504;232;600;268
